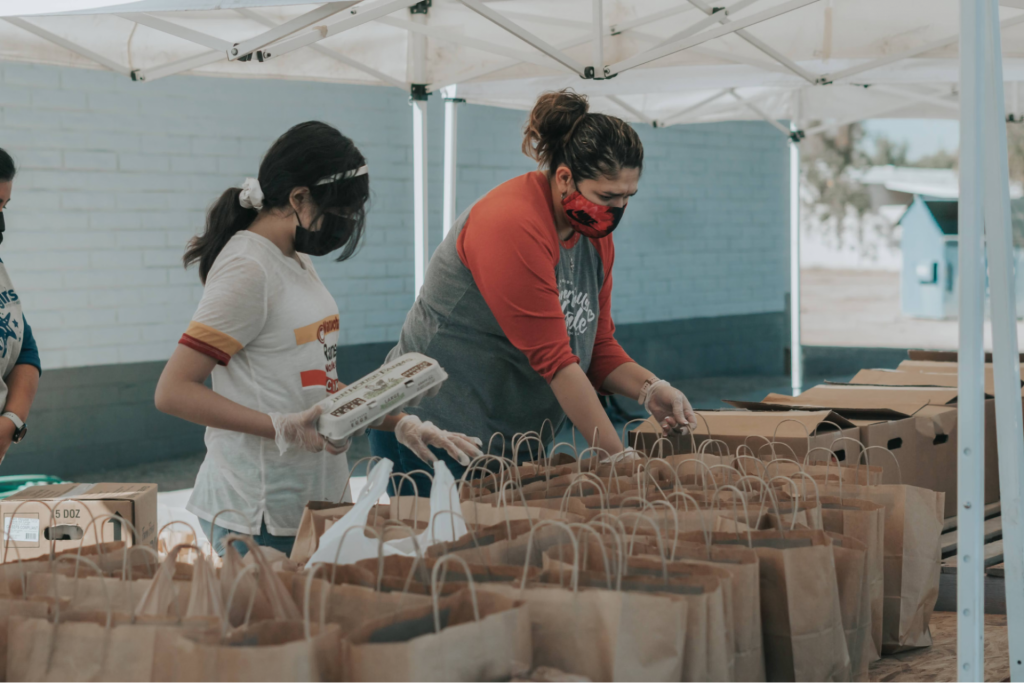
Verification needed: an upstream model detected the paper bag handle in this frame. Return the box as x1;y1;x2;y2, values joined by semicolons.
520;520;579;592
858;445;902;486
616;511;668;583
561;472;607;514
430;554;480;633
734;454;768;479
771;419;811;459
711;484;754;548
667;490;711;559
566;523;615;590
208;509;252;562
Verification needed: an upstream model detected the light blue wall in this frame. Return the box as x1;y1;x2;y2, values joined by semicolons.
0;60;793;475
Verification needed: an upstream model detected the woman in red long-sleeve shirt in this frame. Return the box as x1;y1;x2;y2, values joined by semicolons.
371;90;697;493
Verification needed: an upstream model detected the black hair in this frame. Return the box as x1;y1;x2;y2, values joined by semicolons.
0;148;16;182
522;89;643;181
184;121;369;283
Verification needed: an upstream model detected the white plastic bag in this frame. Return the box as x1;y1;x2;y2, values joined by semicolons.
306;459;466;568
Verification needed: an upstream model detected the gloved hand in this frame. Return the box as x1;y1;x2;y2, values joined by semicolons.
644;382;698;436
395;415;484;467
269;405;350;456
600;447;643;465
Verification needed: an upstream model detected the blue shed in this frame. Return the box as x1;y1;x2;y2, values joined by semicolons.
900;194;1024;319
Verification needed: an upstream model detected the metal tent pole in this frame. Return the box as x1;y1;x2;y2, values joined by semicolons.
410;6;429;294
789;122;803;396
442;87;463;239
978;0;1024;677
957;0;987;677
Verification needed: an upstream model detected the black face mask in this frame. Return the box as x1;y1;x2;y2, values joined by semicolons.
294;212;351;257
0;212;6;246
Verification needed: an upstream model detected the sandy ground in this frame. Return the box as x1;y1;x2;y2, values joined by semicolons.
801;268;1024;350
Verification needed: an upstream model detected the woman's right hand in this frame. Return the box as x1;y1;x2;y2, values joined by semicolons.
269;405;350;456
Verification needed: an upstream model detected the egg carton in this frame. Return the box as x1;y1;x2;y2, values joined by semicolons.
316;352;447;442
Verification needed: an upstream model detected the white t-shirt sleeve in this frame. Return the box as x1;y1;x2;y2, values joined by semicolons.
180;255;268;365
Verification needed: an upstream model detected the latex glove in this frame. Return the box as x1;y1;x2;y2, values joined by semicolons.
269;405;350;456
394;415;484;467
600;447;642;465
645;382;698;436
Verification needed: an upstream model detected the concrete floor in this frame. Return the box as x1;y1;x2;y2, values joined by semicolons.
802;268;1024;350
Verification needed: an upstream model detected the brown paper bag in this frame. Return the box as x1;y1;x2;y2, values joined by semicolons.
819;496;885;662
220;534;301;627
817;480;944;653
24;571;191;617
278;570;430;637
0;598;53;681
485;581;685;681
6;613;216;681
174;620;343;682
354;553;538;590
0;541;157;597
827;532;872;681
631;539;766;682
135;544;217;619
425;519;585;569
682;529;851;682
548;557;731;683
345;584;532;681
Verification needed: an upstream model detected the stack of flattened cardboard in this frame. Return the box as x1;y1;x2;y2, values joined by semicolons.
729;385;999;518
630;408;863;463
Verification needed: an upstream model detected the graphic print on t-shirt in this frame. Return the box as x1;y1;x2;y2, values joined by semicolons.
0;311;20;359
294;314;341;393
558;278;596;343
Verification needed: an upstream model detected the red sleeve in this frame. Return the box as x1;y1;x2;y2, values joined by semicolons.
458;179;579;383
586;237;634;392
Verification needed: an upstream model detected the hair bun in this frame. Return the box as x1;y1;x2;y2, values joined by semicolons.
522;89;589;163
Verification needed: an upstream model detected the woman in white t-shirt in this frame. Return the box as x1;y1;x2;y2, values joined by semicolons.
155;122;481;556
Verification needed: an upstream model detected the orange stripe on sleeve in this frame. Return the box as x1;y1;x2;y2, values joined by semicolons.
294;315;340;346
183;321;243;358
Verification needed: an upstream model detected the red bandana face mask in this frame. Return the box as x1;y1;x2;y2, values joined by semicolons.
561;190;624;239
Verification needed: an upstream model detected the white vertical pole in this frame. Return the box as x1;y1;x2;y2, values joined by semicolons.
979;0;1024;676
592;0;604;78
789;123;802;396
957;0;986;678
413;100;428;293
443;89;460;238
411;12;429;294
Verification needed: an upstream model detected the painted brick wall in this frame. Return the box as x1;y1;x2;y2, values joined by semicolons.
1;60;789;372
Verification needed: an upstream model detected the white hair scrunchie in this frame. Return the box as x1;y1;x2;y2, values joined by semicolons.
239;177;264;210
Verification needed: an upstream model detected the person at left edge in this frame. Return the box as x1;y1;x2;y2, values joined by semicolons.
154;122;480;557
0;148;41;466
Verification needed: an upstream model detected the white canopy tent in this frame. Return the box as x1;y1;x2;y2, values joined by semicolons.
0;1;1022;676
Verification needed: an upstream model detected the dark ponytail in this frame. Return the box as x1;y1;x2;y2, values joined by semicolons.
185;188;258;282
523;89;643;181
184;121;369;283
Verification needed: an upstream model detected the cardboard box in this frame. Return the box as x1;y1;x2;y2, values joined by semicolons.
0;483;157;561
629;409;863;463
849;368;1007;396
895;360;1024;392
728;384;999;518
908;350;1024;363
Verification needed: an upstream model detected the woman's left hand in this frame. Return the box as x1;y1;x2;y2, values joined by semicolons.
645;383;697;436
395;415;484;467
